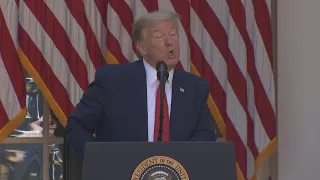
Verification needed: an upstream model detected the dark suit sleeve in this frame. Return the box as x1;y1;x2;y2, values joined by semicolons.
189;79;217;141
65;68;107;162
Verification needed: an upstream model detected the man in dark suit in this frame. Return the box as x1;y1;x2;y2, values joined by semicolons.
66;11;217;162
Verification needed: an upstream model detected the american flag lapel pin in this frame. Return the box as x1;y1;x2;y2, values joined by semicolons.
179;87;184;92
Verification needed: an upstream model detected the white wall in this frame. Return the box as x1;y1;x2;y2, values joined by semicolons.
278;1;320;179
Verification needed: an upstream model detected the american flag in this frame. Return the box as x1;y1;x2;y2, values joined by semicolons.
0;2;26;142
2;0;276;179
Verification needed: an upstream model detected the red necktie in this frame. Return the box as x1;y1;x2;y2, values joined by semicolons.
154;85;170;142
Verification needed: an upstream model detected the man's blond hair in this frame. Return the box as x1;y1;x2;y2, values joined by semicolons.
132;11;180;43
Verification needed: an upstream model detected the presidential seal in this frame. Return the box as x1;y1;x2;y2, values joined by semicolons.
131;156;189;180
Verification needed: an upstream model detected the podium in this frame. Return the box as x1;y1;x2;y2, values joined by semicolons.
82;141;236;180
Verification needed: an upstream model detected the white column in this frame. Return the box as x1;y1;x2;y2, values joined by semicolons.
278;1;320;180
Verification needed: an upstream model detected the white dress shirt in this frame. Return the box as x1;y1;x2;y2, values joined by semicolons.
143;60;174;142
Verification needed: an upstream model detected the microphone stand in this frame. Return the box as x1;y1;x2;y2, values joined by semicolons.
158;74;165;142
156;61;168;142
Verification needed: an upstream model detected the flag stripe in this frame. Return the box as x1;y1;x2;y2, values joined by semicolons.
23;0;88;91
64;0;106;69
106;30;129;63
92;0;129;63
109;0;134;38
191;0;259;163
125;0;148;19
266;0;271;16
123;0;148;62
83;0;107;58
189;8;249;179
196;1;260;158
224;110;248;177
206;0;247;78
0;102;9;128
226;0;271;151
191;0;247;114
44;0;96;83
107;3;137;62
190;1;270;176
94;0;108;28
252;0;272;65
243;0;275;112
108;1;140;61
191;39;227;129
244;0;276;139
0;9;25;108
0;1;19;49
19;1;83;107
225;83;248;145
225;0;273;156
19;27;75;119
0;0;26;142
0;55;21;120
140;0;158;12
225;0;259;155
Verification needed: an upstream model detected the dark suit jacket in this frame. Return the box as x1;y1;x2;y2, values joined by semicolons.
65;60;217;162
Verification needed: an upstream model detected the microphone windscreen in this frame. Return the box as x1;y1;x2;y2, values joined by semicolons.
156;61;169;81
156;61;167;71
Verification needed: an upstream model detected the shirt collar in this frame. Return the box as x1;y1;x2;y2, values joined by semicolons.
143;59;174;87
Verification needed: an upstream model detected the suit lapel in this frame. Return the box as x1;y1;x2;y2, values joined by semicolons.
128;60;148;141
170;68;188;140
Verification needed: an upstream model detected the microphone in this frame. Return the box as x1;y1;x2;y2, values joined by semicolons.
156;61;169;142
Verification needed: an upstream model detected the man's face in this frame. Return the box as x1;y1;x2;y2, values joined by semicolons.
138;19;180;71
